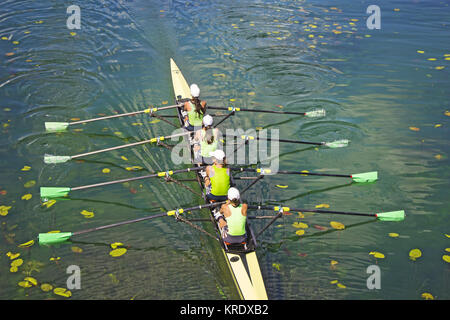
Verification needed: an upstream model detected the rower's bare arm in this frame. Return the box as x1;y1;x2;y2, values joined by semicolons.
242;203;248;216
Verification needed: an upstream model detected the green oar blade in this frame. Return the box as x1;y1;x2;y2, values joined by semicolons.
351;171;378;183
376;210;405;222
39;232;73;245
324;139;349;148
40;187;71;200
45;122;70;132
44;155;72;164
304;109;326;118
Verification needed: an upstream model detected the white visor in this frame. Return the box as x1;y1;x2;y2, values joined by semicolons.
190;84;200;97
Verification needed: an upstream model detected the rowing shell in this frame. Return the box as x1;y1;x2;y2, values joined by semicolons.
170;58;268;300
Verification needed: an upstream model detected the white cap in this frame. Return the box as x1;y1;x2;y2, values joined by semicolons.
190;84;200;97
203;114;213;126
227;187;240;201
209;149;225;161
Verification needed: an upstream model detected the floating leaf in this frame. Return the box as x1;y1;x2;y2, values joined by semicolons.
445;111;450;117
71;246;83;253
70;32;76;36
0;205;12;216
435;66;445;70
330;221;345;230
409;248;422;261
24;277;37;286
109;248;127;257
434;124;442;128
161;101;168;105
417;50;425;54
149;119;160;124
330;280;338;284
248;92;255;96
80;210;94;218
43;199;56;208
330;260;338;266
369;251;385;259
102;168;111;173
50;257;60;261
337;283;346;289
223;52;231;56
53;287;72;298
11;258;23;267
272;263;281;271
21;166;31;171
316;203;330;208
292;222;308;229
6;252;20;260
295;229;305;236
110;242;124;249
24;180;36;188
10;266;18;273
409;126;420;132
41;283;53;292
421;293;434;300
121;156;128;161
276;184;288;188
21;193;32;200
18;240;34;248
18;281;32;288
443;255;450;263
445;248;450;252
388;233;399;238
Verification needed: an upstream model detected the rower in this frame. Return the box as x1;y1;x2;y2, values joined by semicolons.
194;114;219;165
204;149;230;202
182;84;206;131
216;187;248;245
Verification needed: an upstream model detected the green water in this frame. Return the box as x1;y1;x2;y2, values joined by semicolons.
0;0;449;300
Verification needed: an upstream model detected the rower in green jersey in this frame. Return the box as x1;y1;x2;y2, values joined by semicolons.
182;84;206;131
216;187;248;245
193;114;219;164
204;149;230;202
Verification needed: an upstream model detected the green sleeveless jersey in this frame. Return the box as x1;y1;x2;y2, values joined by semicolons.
200;129;218;157
210;165;230;196
226;204;246;236
187;101;204;127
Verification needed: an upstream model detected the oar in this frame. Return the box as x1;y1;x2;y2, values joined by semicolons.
45;104;183;132
38;201;226;245
40;166;205;201
248;205;405;222
230;134;349;149
44;130;193;164
232;167;378;183
208;106;326;118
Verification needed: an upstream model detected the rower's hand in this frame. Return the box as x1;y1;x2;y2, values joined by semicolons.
218;219;227;229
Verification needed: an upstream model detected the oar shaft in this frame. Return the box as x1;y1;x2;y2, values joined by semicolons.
59;201;226;239
208;106;306;116
73;212;168;236
71;130;190;159
69;104;182;125
71;166;205;192
248;205;375;218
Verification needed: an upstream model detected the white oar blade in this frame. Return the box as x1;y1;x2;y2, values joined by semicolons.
45;122;69;132
44;155;72;164
305;109;326;118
